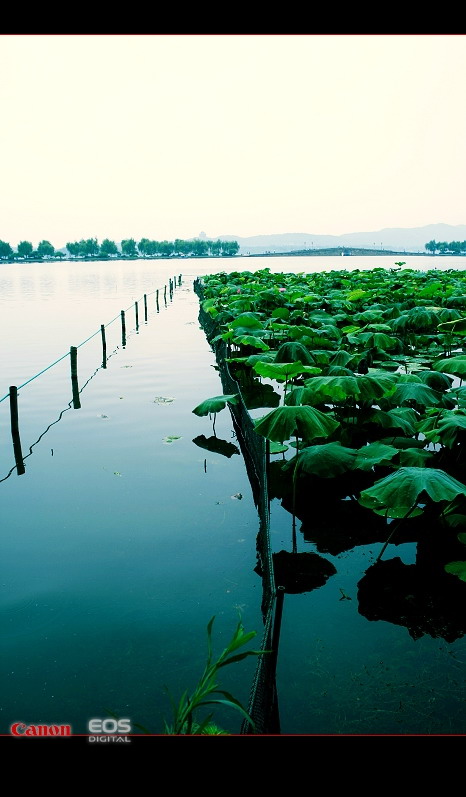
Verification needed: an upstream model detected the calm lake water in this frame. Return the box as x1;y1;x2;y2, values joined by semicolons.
1;253;466;737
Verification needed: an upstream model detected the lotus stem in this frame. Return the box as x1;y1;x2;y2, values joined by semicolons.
291;435;299;554
375;502;419;563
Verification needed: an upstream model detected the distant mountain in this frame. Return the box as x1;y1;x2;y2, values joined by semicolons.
217;224;466;255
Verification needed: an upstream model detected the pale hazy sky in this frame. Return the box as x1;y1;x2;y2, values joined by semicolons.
1;34;465;247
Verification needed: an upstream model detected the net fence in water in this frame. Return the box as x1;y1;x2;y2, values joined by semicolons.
195;279;282;735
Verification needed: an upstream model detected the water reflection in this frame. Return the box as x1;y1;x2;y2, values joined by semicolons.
358;556;466;643
0;346;120;484
192;435;240;458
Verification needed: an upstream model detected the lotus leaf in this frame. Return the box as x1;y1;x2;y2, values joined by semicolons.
429;413;466;448
414;370;453;391
353;442;399;471
359;467;466;516
326;365;355;376
254;405;339;443
275;341;315;365
244;353;276;365
438;318;466;335
433;356;466;377
230;312;263;330
269;442;289;454
329;351;354;366
192;394;240;417
271;308;290;320
390;383;441;406
283;441;357;478
398;448;434;467
445;561;466;582
253;360;309;381
303;373;397;403
233;335;270;350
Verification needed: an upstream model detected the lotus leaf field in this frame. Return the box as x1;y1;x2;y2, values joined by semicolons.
197;266;466;590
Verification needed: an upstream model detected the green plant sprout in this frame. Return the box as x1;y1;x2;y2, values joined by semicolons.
163;616;267;735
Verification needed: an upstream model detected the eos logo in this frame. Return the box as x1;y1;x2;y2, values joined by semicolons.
88;718;131;742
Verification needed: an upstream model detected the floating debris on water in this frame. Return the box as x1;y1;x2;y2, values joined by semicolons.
231;493;243;500
163;435;182;444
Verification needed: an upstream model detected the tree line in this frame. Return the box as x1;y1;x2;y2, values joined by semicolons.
425;239;466;254
0;237;240;261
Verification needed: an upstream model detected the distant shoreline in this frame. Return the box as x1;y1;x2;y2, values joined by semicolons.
2;247;463;265
243;247;425;257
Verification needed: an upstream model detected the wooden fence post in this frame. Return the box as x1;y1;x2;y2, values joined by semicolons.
9;386;25;475
70;346;81;409
121;310;126;347
101;324;107;369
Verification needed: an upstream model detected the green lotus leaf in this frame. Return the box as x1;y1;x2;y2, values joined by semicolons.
354;442;399;471
283;441;357;478
240;380;281;411
379;437;426;450
310;350;332;365
329;351;354;367
230;327;268;338
244;353;276;365
346;332;372;345
369;333;400;350
359;467;466;515
390;382;441;407
357;373;397;401
441;516;466;530
192;394;240;416
433;356;466;377
269;441;289;454
437;308;462;323
289;329;336;349
450;386;466;407
233;335;270;350
397;373;423;383
303;373;397;403
354;310;385;323
341;325;361;334
398;448;434;467
275;341;315;365
366;409;415;435
414;370;454;391
326;365;355;376
230;312;263;330
302;375;360;402
253;360;308;380
284;387;308;406
365;324;393;332
445;561;466;582
347;289;369;301
433;413;466;448
254;405;339;443
405;307;440;331
437;317;466;335
271;307;290;320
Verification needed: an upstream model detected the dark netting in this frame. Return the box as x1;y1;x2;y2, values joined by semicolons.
195;279;281;735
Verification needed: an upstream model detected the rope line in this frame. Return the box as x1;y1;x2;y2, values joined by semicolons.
0;279;180;403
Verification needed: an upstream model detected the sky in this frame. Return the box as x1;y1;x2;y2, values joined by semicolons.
1;34;465;248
